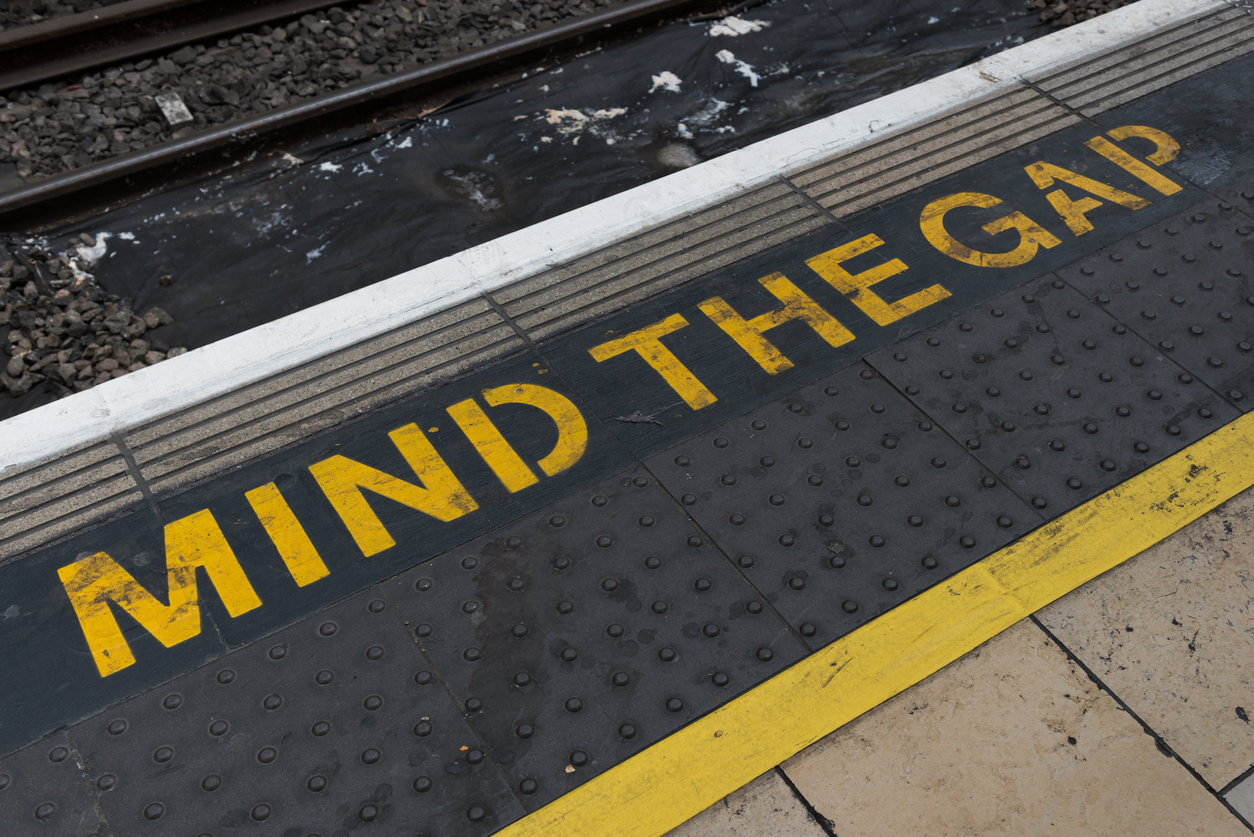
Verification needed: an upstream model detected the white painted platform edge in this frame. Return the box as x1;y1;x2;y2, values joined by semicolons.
0;0;1226;474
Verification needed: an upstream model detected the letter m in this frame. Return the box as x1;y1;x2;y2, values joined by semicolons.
57;509;262;677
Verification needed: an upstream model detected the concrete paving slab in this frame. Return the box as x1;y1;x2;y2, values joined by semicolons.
1039;484;1254;789
664;770;829;837
1226;773;1254;822
780;620;1246;837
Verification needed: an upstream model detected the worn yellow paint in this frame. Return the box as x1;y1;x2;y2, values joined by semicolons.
482;383;588;477
58;510;262;677
1041;190;1106;236
309;423;478;557
1026;162;1151;209
697;273;855;374
497;410;1254;837
1026;161;1150;236
447;398;540;493
807;234;950;326
1087;131;1182;196
245;482;330;587
920;191;1062;267
588;314;717;410
1106;125;1181;165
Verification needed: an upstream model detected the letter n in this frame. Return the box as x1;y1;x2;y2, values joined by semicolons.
309;423;478;557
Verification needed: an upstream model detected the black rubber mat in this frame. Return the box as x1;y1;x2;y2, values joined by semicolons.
384;469;806;810
1061;198;1254;408
0;732;104;836
0;351;634;761
646;362;1038;649
69;591;524;836
869;277;1238;516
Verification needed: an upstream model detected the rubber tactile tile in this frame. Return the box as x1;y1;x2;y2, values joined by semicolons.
869;277;1238;518
1058;199;1254;408
72;591;523;837
0;732;105;836
1237;181;1254;213
383;469;805;811
646;362;1038;649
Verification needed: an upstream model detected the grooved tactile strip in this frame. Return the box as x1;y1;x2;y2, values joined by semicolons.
383;469;805;811
1059;200;1254;407
71;591;523;836
786;87;1080;216
869;277;1238;517
646;363;1039;649
123;299;524;498
0;439;139;565
491;181;830;343
1032;5;1254;115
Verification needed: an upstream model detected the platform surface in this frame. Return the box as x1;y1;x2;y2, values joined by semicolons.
3;1;1254;834
675;479;1254;835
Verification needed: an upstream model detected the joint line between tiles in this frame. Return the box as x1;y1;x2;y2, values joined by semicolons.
1029;614;1254;833
109;430;160;522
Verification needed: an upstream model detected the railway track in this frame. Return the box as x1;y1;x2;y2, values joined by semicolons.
0;0;737;232
0;0;346;93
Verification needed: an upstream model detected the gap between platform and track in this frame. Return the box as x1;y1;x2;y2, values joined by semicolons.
504;399;1254;837
0;0;1216;474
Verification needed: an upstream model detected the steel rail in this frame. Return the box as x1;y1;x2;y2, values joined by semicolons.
0;0;736;232
0;0;345;93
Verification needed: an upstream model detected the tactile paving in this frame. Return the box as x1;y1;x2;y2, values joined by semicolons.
72;591;523;837
646;363;1039;649
869;277;1238;517
11;35;1254;834
383;469;806;811
0;732;104;836
1059;199;1254;408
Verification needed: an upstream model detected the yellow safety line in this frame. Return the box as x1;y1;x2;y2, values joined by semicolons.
498;409;1254;837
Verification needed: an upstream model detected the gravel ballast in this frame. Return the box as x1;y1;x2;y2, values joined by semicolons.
0;0;624;187
0;1;125;32
1031;0;1134;27
0;235;185;400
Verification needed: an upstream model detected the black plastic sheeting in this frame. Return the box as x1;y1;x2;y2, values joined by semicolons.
13;0;1046;364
